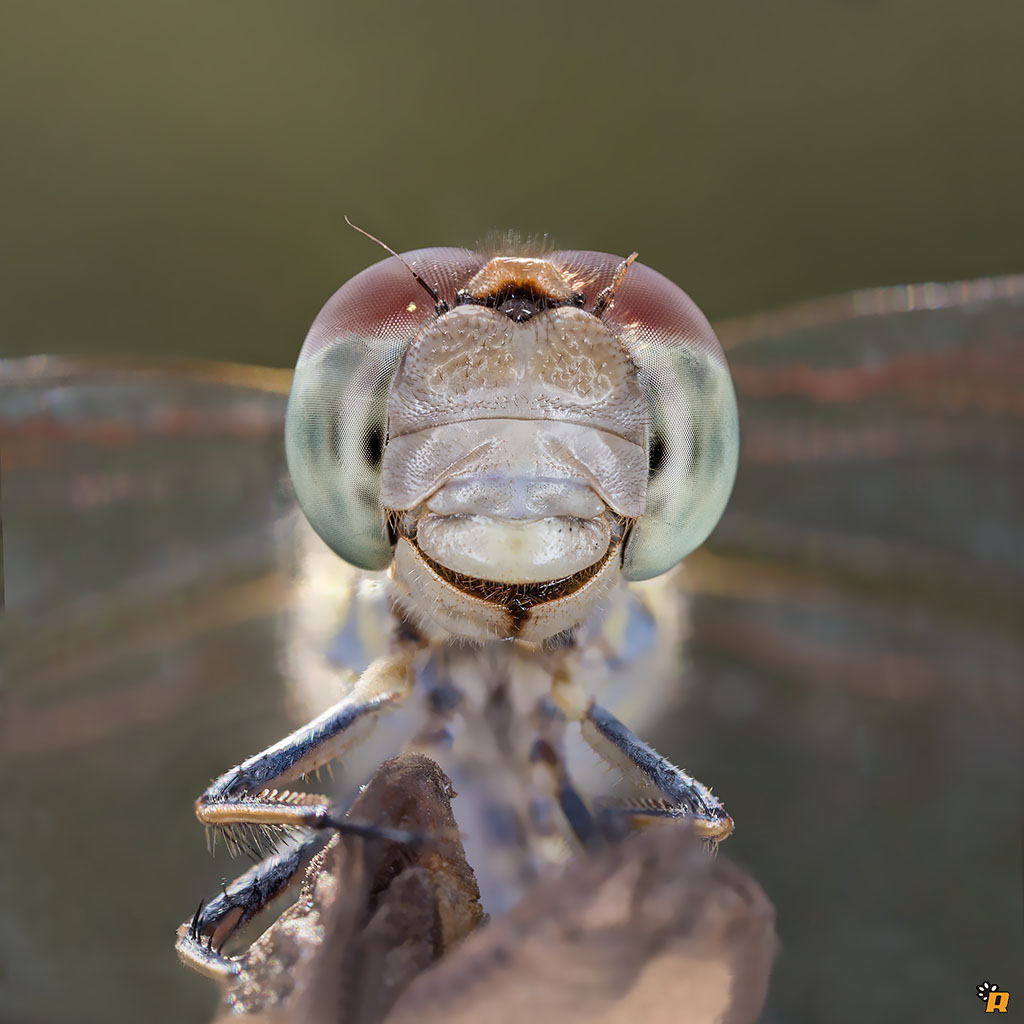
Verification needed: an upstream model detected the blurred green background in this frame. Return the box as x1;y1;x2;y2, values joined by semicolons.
3;3;1022;1024
2;0;1021;368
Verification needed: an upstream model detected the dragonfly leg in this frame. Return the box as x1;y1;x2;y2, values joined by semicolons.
178;651;419;977
194;652;415;848
530;696;599;849
581;703;733;843
175;833;334;979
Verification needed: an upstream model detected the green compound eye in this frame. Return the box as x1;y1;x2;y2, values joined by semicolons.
620;344;739;581
286;339;396;570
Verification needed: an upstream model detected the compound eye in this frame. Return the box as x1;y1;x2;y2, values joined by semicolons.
287;344;394;569
555;255;738;580
285;247;483;570
624;353;738;580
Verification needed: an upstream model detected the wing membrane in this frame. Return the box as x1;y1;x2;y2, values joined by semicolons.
674;278;1024;1021
0;358;296;1021
689;278;1024;711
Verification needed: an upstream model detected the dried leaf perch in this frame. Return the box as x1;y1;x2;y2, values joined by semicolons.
211;753;775;1024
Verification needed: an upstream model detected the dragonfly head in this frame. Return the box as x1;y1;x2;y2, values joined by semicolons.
286;247;739;641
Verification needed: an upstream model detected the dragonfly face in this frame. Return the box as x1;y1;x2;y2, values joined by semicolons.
285;248;739;640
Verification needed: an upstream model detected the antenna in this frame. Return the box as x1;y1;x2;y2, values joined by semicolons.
591;251;639;319
344;216;449;314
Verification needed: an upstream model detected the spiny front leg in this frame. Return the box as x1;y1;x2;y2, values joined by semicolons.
581;703;733;843
194;652;414;848
178;652;416;978
176;833;334;979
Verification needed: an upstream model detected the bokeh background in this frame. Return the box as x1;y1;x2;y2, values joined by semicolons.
2;3;1022;1024
2;1;1023;366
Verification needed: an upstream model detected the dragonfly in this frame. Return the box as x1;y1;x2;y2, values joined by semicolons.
1;263;1021;1023
173;239;745;975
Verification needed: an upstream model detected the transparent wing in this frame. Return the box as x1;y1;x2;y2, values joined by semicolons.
0;358;296;1022
673;277;1024;1022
